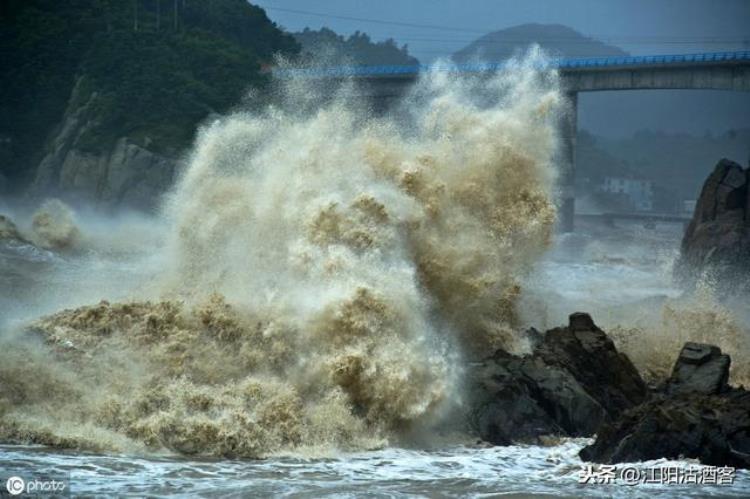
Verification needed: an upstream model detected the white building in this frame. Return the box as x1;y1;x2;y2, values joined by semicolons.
601;176;654;211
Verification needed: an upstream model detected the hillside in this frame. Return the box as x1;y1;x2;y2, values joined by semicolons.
453;23;627;62
0;0;298;205
294;27;418;66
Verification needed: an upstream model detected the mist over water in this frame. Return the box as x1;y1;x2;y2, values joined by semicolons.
0;50;566;457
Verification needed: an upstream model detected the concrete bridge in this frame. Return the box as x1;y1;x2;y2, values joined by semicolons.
279;51;750;231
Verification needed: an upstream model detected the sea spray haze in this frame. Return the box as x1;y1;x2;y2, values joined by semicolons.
0;50;564;457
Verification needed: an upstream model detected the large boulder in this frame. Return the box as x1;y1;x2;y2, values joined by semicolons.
580;343;750;469
666;342;730;396
469;350;605;444
677;158;750;291
469;313;648;445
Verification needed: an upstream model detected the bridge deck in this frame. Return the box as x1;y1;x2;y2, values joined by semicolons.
277;51;750;78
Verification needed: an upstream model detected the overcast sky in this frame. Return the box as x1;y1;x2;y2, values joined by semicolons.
255;0;750;62
253;0;750;137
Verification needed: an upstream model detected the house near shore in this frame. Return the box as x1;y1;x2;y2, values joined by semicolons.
600;176;654;212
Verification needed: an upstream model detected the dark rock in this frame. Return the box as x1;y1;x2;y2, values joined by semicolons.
469;351;604;444
469;313;648;445
568;311;596;331
580;342;750;469
536;312;648;414
677;158;750;292
666;342;730;396
579;390;750;469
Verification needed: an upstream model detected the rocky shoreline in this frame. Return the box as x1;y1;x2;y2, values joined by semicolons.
470;312;750;469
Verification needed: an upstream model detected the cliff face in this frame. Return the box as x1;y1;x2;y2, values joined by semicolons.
677;158;750;291
30;78;176;210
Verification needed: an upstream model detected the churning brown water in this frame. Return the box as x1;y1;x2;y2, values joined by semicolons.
1;52;748;497
1;51;562;458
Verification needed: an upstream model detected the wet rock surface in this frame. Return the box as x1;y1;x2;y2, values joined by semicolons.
469;312;648;445
677;158;750;292
580;342;750;469
666;342;730;396
580;389;750;469
535;312;648;415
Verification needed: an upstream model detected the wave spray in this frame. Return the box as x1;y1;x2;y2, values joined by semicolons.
0;50;564;457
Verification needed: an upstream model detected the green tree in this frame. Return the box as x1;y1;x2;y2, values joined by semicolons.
294;27;418;66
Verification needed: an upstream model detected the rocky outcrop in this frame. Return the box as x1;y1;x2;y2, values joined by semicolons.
468;313;648;445
0;215;27;243
536;313;648;414
29;78;178;211
580;342;750;469
677;158;750;291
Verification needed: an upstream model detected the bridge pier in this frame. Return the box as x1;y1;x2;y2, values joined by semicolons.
559;91;577;233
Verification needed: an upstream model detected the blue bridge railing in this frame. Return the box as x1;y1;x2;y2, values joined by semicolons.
275;51;750;78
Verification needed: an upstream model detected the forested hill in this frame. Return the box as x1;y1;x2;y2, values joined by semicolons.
453;23;627;62
0;0;299;188
294;28;419;66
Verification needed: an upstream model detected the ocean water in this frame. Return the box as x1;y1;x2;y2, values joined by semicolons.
2;439;748;497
